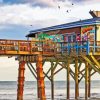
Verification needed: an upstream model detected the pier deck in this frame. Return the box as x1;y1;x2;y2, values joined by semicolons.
0;39;100;56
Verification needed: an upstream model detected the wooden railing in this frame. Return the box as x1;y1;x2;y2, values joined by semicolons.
55;41;100;55
0;39;56;55
0;39;100;56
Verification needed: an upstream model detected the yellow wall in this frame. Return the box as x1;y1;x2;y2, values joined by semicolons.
96;25;100;41
96;25;100;46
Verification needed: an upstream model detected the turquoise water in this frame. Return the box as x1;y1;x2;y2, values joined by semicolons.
0;81;100;100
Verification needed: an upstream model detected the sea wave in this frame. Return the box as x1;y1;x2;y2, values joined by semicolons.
0;81;100;100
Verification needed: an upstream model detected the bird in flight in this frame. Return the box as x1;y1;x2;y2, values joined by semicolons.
58;5;60;9
72;3;74;5
66;10;69;13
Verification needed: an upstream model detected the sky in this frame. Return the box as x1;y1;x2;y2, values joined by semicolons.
0;0;100;81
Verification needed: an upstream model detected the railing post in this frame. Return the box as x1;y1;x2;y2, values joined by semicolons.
93;40;96;54
61;42;63;54
30;41;32;53
18;41;20;53
5;40;7;53
87;41;90;55
54;42;57;55
76;41;79;55
68;43;70;55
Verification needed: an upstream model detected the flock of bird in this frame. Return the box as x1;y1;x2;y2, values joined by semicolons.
30;2;74;27
58;3;74;13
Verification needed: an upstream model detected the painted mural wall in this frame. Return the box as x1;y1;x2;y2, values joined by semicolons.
81;25;95;41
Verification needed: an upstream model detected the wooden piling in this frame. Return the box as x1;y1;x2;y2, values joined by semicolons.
75;58;79;99
88;67;91;98
36;55;46;100
85;62;89;99
51;61;54;100
17;61;25;100
67;59;70;99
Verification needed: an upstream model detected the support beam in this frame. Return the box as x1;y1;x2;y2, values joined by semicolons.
43;71;51;81
58;62;75;80
44;66;51;79
36;55;46;100
51;61;54;100
81;55;100;74
17;61;25;100
29;63;37;74
67;59;70;99
91;70;96;76
52;61;58;72
53;67;63;76
78;69;85;83
79;72;85;83
75;58;79;99
27;62;37;79
91;55;100;69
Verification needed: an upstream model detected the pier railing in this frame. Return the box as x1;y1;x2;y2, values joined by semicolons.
0;39;56;55
0;39;100;56
55;41;100;55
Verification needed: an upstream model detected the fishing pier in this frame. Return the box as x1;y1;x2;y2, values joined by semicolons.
1;11;100;100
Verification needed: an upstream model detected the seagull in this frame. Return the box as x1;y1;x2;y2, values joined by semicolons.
58;5;60;9
66;10;69;13
8;56;12;58
72;3;74;5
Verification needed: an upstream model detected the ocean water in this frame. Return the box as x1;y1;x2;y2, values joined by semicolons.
0;81;100;100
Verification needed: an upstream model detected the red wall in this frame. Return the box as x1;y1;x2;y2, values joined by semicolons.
58;27;81;34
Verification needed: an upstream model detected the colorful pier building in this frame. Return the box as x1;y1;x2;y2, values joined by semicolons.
0;11;100;100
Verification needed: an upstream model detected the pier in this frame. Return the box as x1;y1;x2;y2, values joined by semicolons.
1;11;100;100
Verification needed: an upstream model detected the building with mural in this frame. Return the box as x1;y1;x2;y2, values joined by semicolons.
26;11;100;55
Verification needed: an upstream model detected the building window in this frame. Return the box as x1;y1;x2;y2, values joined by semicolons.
68;35;72;42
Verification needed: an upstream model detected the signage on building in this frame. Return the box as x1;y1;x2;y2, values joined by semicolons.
81;25;95;41
81;26;95;34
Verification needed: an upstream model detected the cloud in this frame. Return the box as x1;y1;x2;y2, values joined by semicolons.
0;0;100;32
0;4;74;27
0;1;100;43
2;0;100;8
3;0;72;8
3;0;57;7
69;0;100;4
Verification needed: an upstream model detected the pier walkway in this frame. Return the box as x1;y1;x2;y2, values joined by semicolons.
0;39;100;56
